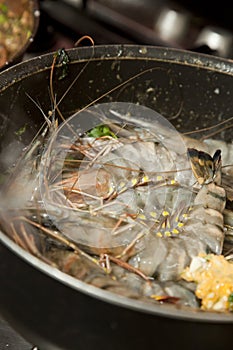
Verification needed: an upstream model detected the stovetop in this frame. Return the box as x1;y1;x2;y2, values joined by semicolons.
28;0;233;59
1;0;233;348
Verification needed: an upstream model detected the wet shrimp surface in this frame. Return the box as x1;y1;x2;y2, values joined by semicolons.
1;101;233;312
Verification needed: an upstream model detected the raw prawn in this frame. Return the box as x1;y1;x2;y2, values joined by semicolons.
0;82;233;310
128;145;226;281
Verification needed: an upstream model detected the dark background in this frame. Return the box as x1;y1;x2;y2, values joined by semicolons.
30;0;233;58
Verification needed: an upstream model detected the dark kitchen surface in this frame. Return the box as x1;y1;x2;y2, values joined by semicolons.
0;315;33;349
1;0;233;348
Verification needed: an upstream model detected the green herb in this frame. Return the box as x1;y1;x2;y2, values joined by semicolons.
14;124;27;137
0;13;6;24
87;125;117;138
0;3;8;14
26;30;32;39
228;293;233;304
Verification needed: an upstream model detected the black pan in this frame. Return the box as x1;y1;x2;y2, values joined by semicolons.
0;45;233;350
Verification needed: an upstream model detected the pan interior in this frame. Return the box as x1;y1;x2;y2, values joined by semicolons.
0;45;233;323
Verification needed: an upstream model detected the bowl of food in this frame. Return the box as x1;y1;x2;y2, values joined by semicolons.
0;45;233;350
0;0;39;70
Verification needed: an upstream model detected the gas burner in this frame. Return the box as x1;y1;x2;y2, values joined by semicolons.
85;0;233;57
26;0;233;58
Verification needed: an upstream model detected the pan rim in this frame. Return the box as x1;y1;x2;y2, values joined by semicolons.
1;44;233;92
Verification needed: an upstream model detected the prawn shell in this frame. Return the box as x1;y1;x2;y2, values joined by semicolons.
188;207;224;227
194;183;226;212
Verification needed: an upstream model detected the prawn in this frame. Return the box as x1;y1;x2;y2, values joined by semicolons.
127;147;226;282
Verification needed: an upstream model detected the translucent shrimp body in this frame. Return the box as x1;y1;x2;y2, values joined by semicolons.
1;100;232;310
39;103;191;249
38;102;227;283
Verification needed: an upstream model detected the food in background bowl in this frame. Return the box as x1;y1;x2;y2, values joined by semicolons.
0;0;39;69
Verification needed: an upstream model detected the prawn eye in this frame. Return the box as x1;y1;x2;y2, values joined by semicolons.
213;149;222;170
213;149;221;162
187;148;222;185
